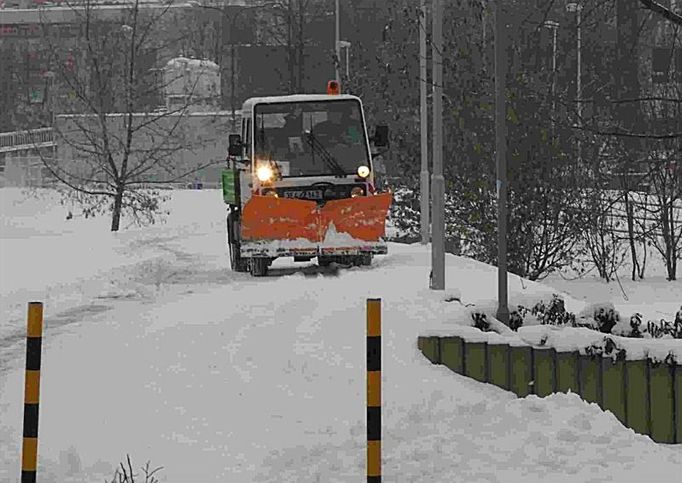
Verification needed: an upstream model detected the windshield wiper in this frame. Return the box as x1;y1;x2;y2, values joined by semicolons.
304;131;347;177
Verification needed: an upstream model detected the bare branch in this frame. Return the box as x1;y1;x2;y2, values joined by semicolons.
638;0;682;27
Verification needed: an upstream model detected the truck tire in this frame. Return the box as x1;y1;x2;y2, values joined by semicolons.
249;257;269;277
227;211;248;273
358;253;373;266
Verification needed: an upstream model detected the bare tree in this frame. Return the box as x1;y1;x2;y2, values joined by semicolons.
256;0;330;93
33;0;222;231
637;0;682;27
646;147;682;280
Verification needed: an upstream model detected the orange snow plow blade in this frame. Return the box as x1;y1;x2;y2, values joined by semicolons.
321;192;393;241
241;195;320;241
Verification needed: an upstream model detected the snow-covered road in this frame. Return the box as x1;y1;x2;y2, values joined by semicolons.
1;188;680;482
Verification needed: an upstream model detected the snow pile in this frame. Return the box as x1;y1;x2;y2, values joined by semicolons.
1;189;681;482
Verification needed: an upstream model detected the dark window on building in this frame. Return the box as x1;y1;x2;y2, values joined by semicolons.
652;47;672;83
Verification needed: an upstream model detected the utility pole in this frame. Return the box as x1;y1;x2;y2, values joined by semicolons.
430;0;444;290
420;0;429;245
335;0;340;83
495;0;509;324
567;2;582;163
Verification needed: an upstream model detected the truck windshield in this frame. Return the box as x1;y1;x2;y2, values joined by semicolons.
253;99;370;177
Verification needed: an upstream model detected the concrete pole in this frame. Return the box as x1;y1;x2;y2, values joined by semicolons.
335;0;340;83
430;0;445;290
420;0;430;245
495;0;509;324
576;5;582;163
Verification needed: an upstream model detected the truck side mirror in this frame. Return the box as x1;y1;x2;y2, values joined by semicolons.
228;134;243;157
372;125;389;148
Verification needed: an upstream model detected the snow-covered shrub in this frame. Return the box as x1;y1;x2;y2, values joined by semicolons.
628;313;643;338
471;311;492;332
583;336;627;361
509;305;528;331
646;318;682;339
592;305;620;334
387;187;421;242
531;294;576;326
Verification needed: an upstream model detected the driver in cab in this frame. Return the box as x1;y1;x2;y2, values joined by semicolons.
311;107;362;146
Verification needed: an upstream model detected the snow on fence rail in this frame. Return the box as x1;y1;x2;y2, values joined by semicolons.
417;333;682;444
0;128;55;153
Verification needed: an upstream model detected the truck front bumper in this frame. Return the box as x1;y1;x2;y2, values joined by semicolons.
240;241;388;258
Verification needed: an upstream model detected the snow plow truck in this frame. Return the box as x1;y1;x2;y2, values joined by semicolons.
221;81;392;277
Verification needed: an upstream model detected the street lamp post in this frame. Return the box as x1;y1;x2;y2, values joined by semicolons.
566;2;582;163
430;0;445;290
495;0;509;324
335;0;340;83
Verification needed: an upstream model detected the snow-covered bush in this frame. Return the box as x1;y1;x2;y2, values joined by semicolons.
503;295;680;340
471;311;492;332
646;318;682;339
583;336;627;361
387;186;421;242
531;294;576;326
628;313;644;338
591;305;620;334
508;306;527;331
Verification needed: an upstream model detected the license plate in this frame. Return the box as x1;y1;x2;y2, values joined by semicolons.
283;190;324;199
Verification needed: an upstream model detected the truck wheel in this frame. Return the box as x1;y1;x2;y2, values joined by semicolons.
227;212;248;273
249;257;269;277
358;253;373;266
229;241;248;272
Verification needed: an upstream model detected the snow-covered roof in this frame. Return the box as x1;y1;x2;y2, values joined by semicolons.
165;57;220;71
241;94;361;113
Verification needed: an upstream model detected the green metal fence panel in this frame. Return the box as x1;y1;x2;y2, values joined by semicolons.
602;358;626;425
674;366;682;443
556;351;579;394
625;359;649;437
510;345;534;397
533;348;556;397
649;362;675;444
487;343;509;390
464;341;487;383
421;337;441;364
441;337;464;375
579;355;602;406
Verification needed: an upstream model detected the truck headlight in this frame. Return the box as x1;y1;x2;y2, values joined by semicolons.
357;165;370;178
256;165;274;182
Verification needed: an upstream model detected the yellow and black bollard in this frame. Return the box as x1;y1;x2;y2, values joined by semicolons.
366;298;381;482
21;302;43;483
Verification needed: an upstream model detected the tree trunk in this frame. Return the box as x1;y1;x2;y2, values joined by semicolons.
111;188;124;232
297;0;304;92
616;1;643;281
288;0;295;92
624;190;640;280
